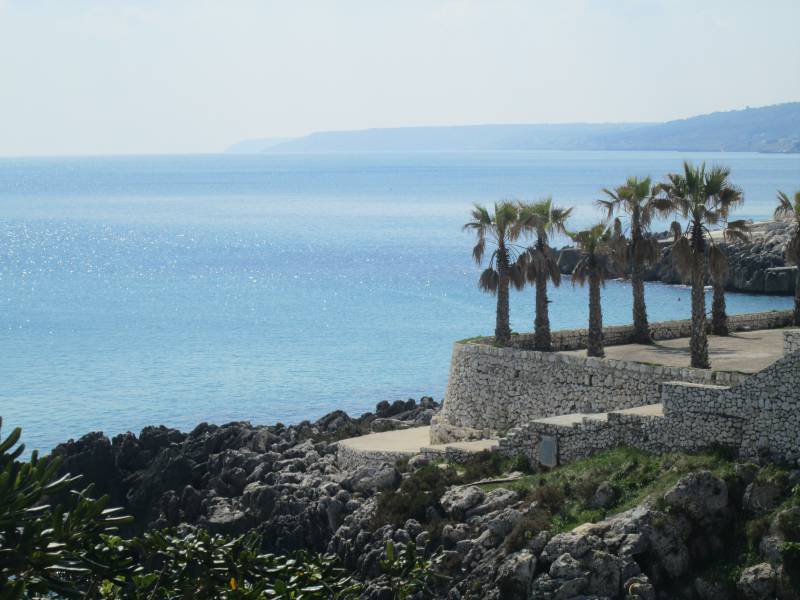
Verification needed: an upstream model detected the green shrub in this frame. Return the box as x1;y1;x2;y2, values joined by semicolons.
782;541;800;586
777;507;800;542
0;417;133;598
530;482;566;513
379;541;448;599
745;515;772;551
373;465;459;528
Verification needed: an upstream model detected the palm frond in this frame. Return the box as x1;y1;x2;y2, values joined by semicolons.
775;190;800;222
571;256;589;287
723;219;751;244
672;236;693;278
478;267;499;294
472;238;486;264
670;221;683;241
595;197;617;221
508;262;526;290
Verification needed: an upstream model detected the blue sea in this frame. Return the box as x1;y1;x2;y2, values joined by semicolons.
1;151;797;452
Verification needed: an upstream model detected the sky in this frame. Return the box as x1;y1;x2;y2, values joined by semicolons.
0;0;798;156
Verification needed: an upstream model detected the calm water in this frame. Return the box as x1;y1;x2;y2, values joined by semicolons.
1;151;797;452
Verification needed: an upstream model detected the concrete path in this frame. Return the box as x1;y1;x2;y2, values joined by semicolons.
532;412;608;426
337;426;498;455
560;329;785;373
614;403;664;417
531;403;664;429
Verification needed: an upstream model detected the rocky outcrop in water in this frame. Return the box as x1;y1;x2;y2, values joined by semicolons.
52;397;438;553
557;220;797;295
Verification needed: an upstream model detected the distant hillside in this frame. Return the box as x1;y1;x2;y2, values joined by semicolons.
590;102;800;153
228;102;800;154
227;137;294;154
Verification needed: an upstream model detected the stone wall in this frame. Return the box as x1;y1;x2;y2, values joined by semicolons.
437;341;748;442
466;309;793;350
336;444;412;470
786;329;800;354
498;330;800;466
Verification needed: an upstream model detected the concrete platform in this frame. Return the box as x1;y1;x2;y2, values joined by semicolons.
613;403;664;417
337;426;498;455
532;412;608;426
560;328;786;373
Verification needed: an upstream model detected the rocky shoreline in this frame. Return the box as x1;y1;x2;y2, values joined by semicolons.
556;219;797;295
50;398;800;599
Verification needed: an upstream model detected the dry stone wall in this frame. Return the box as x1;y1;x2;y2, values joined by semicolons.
437;342;747;442
498;330;800;465
786;329;800;354
466;310;793;351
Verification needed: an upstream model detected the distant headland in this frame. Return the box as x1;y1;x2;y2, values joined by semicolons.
228;101;800;154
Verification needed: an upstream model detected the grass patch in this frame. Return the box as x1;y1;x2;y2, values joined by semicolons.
481;446;741;535
456;335;487;344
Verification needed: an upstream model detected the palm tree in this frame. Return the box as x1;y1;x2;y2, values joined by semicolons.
775;190;800;325
463;202;525;345
597;176;661;343
656;161;747;369
515;198;573;351
570;222;623;358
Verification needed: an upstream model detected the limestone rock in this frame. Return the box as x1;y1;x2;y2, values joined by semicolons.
737;563;777;600
663;471;727;524
495;550;536;599
440;486;485;519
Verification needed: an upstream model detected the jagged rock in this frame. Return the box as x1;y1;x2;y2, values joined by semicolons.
550;552;588;580
51;398;438;554
744;480;784;513
369;418;414;433
625;575;656;600
663;471;727;524
735;462;760;485
496;550;536;599
585;549;624;596
540;530;596;563
441;486;485;519
737;563;777;600
465;487;517;518
407;454;430;471
484;508;523;539
203;498;251;535
694;576;732;600
342;466;400;494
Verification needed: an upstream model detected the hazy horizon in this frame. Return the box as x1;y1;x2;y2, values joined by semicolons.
1;0;799;157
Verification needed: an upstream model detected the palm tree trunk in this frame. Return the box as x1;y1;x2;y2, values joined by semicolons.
630;211;651;344
711;278;728;336
495;249;511;345
794;268;800;326
534;270;551;351
690;253;710;369
631;264;650;344
588;271;604;358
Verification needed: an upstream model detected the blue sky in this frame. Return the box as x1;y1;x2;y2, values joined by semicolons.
0;0;798;156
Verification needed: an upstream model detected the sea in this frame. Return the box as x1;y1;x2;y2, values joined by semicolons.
1;150;797;452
